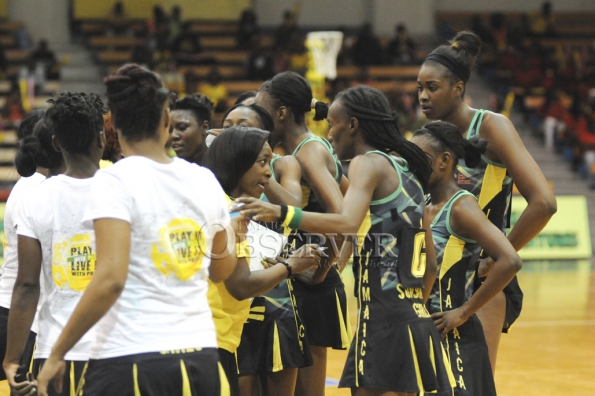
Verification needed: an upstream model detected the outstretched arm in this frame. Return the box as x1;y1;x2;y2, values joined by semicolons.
263;156;302;207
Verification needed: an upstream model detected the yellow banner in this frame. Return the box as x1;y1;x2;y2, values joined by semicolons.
511;196;592;260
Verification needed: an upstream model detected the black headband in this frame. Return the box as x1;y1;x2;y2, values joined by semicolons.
425;52;470;83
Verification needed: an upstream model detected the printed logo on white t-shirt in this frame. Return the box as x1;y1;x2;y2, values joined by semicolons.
52;233;96;292
151;218;207;281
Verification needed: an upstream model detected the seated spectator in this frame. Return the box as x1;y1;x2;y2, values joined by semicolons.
288;33;308;74
108;1;130;36
353;23;383;66
529;1;555;37
247;36;274;81
0;85;25;128
274;9;298;51
168;6;184;46
237;8;259;49
147;5;169;52
471;15;494;49
198;67;228;112
32;39;59;80
172;26;204;66
386;23;416;65
489;13;508;53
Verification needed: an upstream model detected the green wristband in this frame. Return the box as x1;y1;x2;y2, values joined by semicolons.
288;207;303;230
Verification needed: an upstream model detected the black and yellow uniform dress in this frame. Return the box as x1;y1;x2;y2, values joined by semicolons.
207;202;252;396
237;154;313;374
289;136;352;350
426;189;496;396
455;109;523;332
340;151;454;393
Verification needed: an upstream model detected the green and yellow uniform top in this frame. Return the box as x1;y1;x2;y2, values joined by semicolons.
207;196;251;353
427;190;481;315
455;109;512;233
292;136;342;211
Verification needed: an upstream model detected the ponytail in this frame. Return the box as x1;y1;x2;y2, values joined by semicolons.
259;71;328;124
336;85;431;191
413;121;487;168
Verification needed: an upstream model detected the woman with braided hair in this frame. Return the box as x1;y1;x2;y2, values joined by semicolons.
36;64;242;396
237;85;455;396
253;71;350;396
411;122;521;396
417;31;556;372
3;92;106;396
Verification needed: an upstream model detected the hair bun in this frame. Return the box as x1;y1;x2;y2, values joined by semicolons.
15;135;42;177
450;31;482;59
313;101;329;121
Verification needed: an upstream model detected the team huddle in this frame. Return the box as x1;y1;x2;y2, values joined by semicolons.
0;31;555;396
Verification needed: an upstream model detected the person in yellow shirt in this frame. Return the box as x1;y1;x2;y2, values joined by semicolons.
203;126;321;396
198;68;228;113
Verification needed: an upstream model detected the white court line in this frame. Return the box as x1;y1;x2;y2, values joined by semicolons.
513;319;595;327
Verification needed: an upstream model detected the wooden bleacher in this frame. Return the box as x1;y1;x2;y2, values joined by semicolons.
436;11;595;38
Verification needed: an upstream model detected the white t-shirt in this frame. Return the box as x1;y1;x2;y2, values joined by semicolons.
82;156;229;359
0;173;46;315
17;175;96;360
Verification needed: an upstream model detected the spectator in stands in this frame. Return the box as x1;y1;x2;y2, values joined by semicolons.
198;67;228;112
0;46;7;79
31;39;59;80
147;5;169;52
353;23;383;66
387;24;417;65
237;9;259;49
108;1;130;36
247;37;274;81
529;1;555;37
489;13;508;53
18;58;46;95
168;6;184;46
471;15;494;50
172;26;204;66
288;33;308;74
274;9;298;51
0;85;25;128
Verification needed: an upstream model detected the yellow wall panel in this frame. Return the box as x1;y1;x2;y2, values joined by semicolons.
74;0;251;20
0;0;7;18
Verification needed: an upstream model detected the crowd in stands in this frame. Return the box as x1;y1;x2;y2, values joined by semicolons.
73;2;426;135
1;16;60;128
456;1;595;187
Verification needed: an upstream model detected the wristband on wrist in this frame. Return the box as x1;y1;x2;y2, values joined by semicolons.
278;261;292;278
279;204;288;223
281;206;303;230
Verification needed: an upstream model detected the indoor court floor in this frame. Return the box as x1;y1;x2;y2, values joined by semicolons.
325;261;595;396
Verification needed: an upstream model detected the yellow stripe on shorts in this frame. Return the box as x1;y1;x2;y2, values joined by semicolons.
218;362;231;396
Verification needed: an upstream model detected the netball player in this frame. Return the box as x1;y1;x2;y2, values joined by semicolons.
238;85;456;396
253;71;350;396
234;91;257;106
203;126;320;396
0;110;50;393
223;103;302;207
216;106;311;396
411;122;522;395
35;64;238;396
417;31;556;371
169;93;213;164
3;93;106;396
